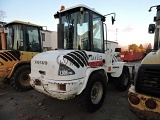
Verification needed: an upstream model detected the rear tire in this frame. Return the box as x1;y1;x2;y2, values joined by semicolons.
10;65;33;92
77;72;107;113
114;66;130;91
3;78;10;84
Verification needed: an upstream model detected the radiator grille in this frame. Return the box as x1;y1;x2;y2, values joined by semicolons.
135;65;160;97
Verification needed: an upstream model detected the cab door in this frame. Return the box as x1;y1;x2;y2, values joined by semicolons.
25;25;42;61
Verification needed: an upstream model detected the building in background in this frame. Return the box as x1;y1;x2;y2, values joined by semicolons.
41;30;57;51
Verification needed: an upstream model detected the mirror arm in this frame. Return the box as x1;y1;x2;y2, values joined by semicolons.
104;13;116;20
104;13;116;25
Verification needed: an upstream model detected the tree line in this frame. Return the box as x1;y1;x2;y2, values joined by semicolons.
121;43;152;53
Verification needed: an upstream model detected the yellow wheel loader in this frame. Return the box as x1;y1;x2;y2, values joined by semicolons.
0;20;42;91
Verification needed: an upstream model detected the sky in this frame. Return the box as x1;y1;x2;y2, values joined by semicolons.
1;0;159;48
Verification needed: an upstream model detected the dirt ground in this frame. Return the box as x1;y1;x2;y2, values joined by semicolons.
0;61;141;120
0;82;141;120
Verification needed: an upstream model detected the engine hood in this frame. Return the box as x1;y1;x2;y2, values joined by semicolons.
142;50;160;64
30;50;105;81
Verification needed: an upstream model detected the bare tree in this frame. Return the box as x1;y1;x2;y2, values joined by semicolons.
0;10;6;21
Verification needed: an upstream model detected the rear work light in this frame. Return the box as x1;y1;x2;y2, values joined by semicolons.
108;66;111;71
128;95;140;105
59;84;66;91
145;99;157;109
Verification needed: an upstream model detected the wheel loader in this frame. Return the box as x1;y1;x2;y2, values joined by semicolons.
30;4;134;112
128;5;160;120
0;20;42;91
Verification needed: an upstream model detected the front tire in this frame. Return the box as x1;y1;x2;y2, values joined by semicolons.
114;66;130;91
10;65;33;92
77;72;107;113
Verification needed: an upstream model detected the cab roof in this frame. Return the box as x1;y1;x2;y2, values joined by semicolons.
59;4;104;17
5;20;42;27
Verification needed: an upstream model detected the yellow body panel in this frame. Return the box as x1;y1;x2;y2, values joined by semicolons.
0;50;39;82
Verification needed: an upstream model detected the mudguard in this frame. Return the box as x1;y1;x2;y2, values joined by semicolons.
77;67;107;95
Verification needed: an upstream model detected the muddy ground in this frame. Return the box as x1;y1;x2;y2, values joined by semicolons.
0;61;141;120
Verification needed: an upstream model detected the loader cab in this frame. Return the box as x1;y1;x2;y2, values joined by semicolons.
5;20;42;52
54;5;106;53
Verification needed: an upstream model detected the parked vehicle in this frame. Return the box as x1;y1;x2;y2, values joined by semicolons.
128;5;160;119
120;51;144;62
0;20;43;91
30;4;134;112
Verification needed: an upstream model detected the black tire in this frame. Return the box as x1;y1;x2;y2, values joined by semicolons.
107;73;114;83
114;66;130;91
3;78;10;84
10;65;33;92
77;72;107;113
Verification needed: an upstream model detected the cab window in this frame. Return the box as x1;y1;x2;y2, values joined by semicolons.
92;13;104;53
26;26;40;52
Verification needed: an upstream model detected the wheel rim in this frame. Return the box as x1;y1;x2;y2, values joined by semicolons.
20;71;30;87
123;72;129;86
91;81;103;104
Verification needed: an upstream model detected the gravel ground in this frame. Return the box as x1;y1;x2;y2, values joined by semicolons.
0;83;140;120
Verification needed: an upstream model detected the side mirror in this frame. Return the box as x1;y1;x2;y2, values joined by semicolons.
115;48;121;52
104;13;116;25
111;16;115;25
148;24;155;34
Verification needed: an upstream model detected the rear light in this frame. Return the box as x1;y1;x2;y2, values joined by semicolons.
59;84;66;91
128;95;140;105
108;66;111;71
145;99;157;109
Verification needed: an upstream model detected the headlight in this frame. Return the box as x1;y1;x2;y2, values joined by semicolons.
58;63;75;76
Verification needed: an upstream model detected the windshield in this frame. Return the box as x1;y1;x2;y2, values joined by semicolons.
61;9;104;52
92;14;104;52
7;24;23;50
6;24;41;52
26;26;41;52
62;10;90;50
